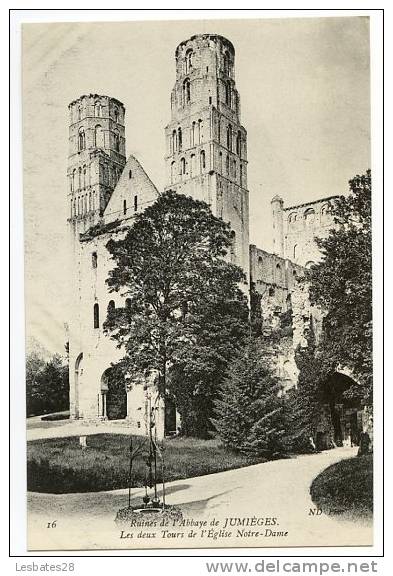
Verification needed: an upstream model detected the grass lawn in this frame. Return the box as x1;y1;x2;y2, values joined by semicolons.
310;454;373;520
27;434;266;494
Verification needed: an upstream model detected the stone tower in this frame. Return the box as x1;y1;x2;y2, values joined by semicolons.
67;94;126;235
271;194;284;257
164;34;249;279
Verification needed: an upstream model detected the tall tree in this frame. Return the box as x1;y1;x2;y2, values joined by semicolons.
308;170;372;402
212;338;286;457
104;191;249;425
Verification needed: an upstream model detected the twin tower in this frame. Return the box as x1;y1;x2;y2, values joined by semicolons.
67;34;250;277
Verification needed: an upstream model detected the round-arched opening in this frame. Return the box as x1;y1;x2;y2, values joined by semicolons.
100;367;127;420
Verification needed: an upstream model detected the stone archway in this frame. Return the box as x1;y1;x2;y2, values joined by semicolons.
101;367;127;420
324;372;363;447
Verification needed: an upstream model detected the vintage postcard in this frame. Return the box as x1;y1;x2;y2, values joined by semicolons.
23;15;376;551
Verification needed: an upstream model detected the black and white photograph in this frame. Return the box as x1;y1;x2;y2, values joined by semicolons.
18;13;380;552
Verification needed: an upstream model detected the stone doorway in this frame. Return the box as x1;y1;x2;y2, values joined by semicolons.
101;367;127;420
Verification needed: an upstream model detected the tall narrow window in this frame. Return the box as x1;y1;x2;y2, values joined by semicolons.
95;125;104;148
178;127;182;151
172;130;177;153
78;128;85;151
240;164;243;186
134;195;138;212
223;51;231;76
180;157;186;176
94;102;103;117
198;119;202;143
225;155;229;175
293;244;298;259
185;49;193;74
171;161;176;183
183;79;191;105
236;131;241;156
200;150;206;171
114;108;119;123
219;151;223;172
83;165;87;188
191;122;196;146
225;81;231;107
129;169;132;179
93;303;99;329
113;130;120;152
78;167;82;189
123;199;127;215
92;251;97;268
72;169;76;191
227;125;232;151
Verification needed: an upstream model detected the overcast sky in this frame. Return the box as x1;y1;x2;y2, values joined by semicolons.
23;16;370;354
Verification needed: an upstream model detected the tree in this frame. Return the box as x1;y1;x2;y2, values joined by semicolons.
104;191;249;429
212;338;286;457
168;296;249;437
26;353;69;416
308;170;372;402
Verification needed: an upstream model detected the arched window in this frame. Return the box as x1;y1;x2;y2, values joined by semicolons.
134;195;138;212
172;130;177;153
95;125;104;148
225;155;229;175
190;154;195;177
276;263;283;284
225;81;231;107
113;130;120;152
223;51;231;76
219;151;223;172
288;212;297;224
94;102;103;117
198;119;202;143
200;150;205;171
304;208;315;225
185;49;193;74
227;125;232;151
83;165;87;188
108;300;115;313
78;127;85;151
72;169;76;191
183;78;191;105
293;244;298;259
114;108;119;123
236;131;241;156
93;303;99;329
123;199;127;215
78;167;82;189
191;122;196;147
171;161;176;183
129;170;132;179
77;196;80;216
180;157;186;176
178;127;182;151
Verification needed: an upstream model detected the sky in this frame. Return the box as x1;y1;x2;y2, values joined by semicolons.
22;16;370;354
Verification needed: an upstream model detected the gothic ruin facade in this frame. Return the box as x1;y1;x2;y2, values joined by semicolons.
67;34;363;444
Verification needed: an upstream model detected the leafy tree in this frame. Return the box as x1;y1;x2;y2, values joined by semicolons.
308;170;372;402
212;338;286;457
26;353;69;416
168;296;249;437
104;191;249;431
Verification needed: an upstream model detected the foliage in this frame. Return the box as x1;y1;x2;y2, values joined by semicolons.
310;454;373;519
27;434;266;493
212;338;286;457
168;296;249;437
26;352;69;417
104;190;248;432
308;170;372;401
